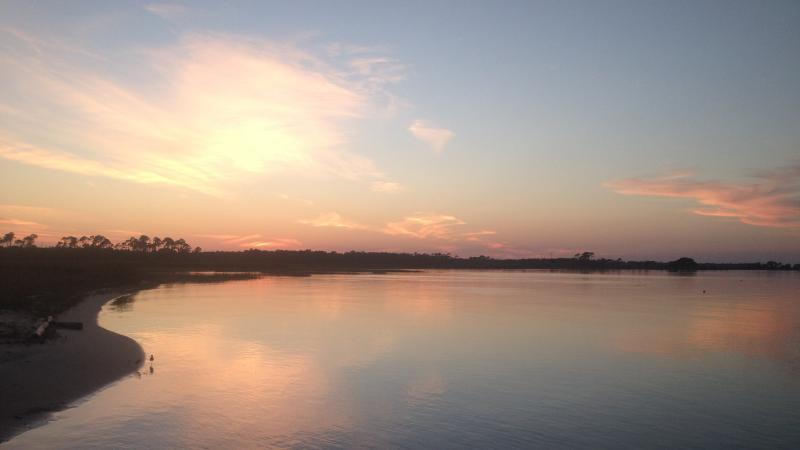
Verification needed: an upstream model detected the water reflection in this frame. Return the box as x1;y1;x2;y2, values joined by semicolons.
5;271;800;449
612;274;800;371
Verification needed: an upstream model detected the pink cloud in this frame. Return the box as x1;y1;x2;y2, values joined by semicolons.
195;234;302;250
408;120;454;154
605;165;800;228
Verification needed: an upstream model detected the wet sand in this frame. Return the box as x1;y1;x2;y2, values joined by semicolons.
0;291;144;442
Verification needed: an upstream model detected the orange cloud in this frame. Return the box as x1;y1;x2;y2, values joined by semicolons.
0;31;401;195
605;165;800;228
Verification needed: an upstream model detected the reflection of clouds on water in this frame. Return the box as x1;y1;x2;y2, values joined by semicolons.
615;298;800;372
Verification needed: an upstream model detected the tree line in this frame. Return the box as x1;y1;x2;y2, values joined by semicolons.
2;231;798;271
1;231;200;253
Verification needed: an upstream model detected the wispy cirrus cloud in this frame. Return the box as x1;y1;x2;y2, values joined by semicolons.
409;120;454;154
197;234;262;244
349;56;406;92
371;181;404;193
0;205;67;241
0;30;401;196
0;204;60;229
299;211;497;245
197;234;302;249
383;214;466;239
605;164;800;228
242;238;303;249
298;212;368;230
104;229;146;239
144;3;189;19
0;218;46;228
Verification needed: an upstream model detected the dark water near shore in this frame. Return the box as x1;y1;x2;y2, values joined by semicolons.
5;271;800;449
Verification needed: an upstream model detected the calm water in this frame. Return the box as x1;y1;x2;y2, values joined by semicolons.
5;271;800;449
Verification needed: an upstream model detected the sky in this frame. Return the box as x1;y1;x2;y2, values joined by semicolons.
0;0;798;262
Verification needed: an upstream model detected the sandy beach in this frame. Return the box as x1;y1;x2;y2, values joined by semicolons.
0;291;144;442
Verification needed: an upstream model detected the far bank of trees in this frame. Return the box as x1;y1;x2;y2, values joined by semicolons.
2;231;200;254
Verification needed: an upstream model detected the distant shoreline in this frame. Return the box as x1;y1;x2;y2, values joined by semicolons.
0;290;144;443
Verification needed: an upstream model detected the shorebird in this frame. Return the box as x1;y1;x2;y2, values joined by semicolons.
149;354;154;362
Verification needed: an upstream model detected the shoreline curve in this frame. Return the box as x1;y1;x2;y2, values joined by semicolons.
0;290;144;443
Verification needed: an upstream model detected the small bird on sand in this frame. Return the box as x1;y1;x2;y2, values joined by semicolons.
149;354;154;362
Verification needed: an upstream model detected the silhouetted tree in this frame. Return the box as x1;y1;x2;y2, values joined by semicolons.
150;236;163;253
174;238;191;253
193;246;202;253
1;232;15;247
56;236;79;248
137;235;151;252
78;236;92;248
14;234;37;248
574;252;595;261
117;236;137;251
161;237;175;252
90;235;113;249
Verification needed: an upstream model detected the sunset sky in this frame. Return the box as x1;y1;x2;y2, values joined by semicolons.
1;1;798;261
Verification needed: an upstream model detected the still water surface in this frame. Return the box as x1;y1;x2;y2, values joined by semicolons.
6;271;800;449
